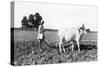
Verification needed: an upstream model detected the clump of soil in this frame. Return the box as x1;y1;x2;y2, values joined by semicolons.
13;40;97;66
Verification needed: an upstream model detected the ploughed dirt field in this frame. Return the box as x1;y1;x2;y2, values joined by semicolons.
12;29;97;66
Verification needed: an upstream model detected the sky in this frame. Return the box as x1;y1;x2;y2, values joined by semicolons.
13;1;98;31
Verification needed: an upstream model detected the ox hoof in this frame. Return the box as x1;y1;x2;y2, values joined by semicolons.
58;51;62;54
40;49;43;52
78;50;80;52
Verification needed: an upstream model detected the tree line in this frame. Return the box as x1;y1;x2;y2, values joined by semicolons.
21;12;43;30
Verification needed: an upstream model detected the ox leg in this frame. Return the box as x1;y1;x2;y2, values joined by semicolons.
59;44;62;54
59;41;62;54
70;41;74;52
62;44;65;53
76;40;80;52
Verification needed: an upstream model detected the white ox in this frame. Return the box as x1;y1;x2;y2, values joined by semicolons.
57;24;87;53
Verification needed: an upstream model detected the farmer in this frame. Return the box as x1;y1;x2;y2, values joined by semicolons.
37;21;45;52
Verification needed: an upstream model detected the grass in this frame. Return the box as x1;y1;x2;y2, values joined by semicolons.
14;30;97;44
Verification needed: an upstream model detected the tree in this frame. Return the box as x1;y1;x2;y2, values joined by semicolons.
21;16;29;30
29;14;35;25
21;13;44;30
86;29;90;32
34;12;43;30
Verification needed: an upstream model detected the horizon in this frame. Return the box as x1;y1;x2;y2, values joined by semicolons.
11;27;98;32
